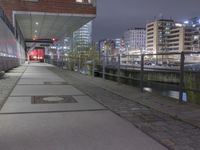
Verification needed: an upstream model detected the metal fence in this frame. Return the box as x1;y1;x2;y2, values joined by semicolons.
49;51;200;103
48;53;97;76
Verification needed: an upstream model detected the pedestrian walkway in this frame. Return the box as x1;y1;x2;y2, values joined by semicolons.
55;69;200;128
0;65;27;109
0;62;167;150
50;65;200;150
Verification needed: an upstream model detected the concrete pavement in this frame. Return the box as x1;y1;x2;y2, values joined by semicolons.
0;62;167;150
0;65;27;109
50;66;200;150
58;68;200;128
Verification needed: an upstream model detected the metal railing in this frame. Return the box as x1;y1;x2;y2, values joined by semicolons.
48;51;200;103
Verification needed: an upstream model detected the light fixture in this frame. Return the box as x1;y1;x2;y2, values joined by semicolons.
175;23;183;27
52;38;56;42
33;35;37;40
35;22;39;25
35;30;38;33
184;20;189;24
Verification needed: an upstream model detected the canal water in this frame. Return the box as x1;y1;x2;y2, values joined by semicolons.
143;87;187;102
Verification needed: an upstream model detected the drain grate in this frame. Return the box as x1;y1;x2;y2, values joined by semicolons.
43;81;68;85
31;96;77;104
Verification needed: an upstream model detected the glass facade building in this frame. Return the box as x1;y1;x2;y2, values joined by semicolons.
73;21;92;51
189;17;200;51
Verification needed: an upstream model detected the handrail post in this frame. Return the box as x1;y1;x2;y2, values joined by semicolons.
117;54;121;83
92;59;95;77
140;54;144;92
179;52;185;102
78;54;80;73
103;55;105;80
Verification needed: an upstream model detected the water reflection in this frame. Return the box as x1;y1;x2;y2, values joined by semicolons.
143;87;187;102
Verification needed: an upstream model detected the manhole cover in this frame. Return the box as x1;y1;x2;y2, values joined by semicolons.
43;82;68;85
31;96;77;104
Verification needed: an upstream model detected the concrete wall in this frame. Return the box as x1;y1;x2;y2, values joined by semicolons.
185;72;200;104
0;18;25;71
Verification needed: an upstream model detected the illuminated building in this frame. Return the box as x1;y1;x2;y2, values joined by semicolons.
124;28;146;55
146;19;193;54
73;21;92;51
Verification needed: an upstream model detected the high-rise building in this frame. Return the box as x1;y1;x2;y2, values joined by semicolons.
146;19;193;54
73;21;92;51
98;39;119;64
168;24;193;52
146;19;175;54
99;39;118;56
188;17;200;51
113;38;121;50
124;28;146;55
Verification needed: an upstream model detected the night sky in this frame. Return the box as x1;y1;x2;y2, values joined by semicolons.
92;0;200;41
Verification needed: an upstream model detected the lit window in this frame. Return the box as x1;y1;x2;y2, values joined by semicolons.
76;0;92;4
22;0;39;2
76;0;83;2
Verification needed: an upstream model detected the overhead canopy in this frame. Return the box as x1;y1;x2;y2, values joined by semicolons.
14;11;95;41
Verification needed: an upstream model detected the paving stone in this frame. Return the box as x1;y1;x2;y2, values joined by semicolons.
50;68;200;150
0;63;168;150
161;139;175;147
173;145;196;150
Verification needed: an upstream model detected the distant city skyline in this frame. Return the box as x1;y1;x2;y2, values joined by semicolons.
92;0;200;41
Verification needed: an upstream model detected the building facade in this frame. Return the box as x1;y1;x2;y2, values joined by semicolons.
99;39;116;57
0;0;96;22
146;19;193;54
146;19;175;54
99;38;126;57
0;0;96;51
168;25;193;52
124;28;146;55
73;21;92;51
189;17;200;51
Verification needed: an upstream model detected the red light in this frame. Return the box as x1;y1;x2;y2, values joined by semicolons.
28;49;44;61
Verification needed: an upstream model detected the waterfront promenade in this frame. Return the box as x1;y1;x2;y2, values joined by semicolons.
0;62;200;150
